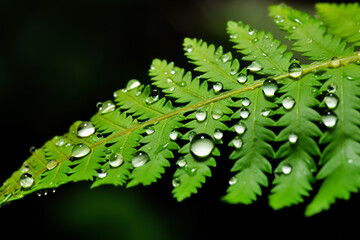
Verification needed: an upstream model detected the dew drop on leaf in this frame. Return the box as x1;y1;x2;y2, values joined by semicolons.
55;136;66;147
195;110;207;122
213;82;223;93
262;79;278;97
232;136;243;149
221;53;231;63
327;83;337;93
211;108;223;120
109;153;124;168
234;122;246;134
247;61;262;72
145;88;160;105
229;176;237;185
176;157;187;167
132;151;150;168
20;173;34;189
126;79;141;91
184;165;197;176
185;44;193;53
29;146;37;154
190;133;215;158
288;63;303;78
71;143;91;158
261;108;271;117
77;121;95;138
239;108;250;119
213;129;223;140
97;100;116;114
242;98;251;107
46;160;58;170
230;69;237;75
145;125;155;135
169;129;179;141
322;111;337;128
288;132;298;144
98;169;107;178
237;73;247;84
329;57;341;68
188;131;196;141
172;178;180;187
324;93;339;109
282;96;296;110
281;164;292;175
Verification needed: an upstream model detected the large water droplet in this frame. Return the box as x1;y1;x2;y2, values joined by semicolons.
234;122;246;134
239;108;250;119
211;109;223;120
20;173;34;189
282;96;296;110
77;121;95;138
237;73;247;84
324;93;339;109
288;132;298;144
46;160;58;170
232;136;243;149
242;98;251;107
213;129;223;140
97;100;116;114
262;79;278;97
213;82;223;93
109;153;124;168
281;164;292;175
322;111;337;128
132;151;150;167
71;143;91;158
195;110;207;122
190;133;215;158
288;63;302;78
145;89;160;105
247;61;262;72
126;79;141;91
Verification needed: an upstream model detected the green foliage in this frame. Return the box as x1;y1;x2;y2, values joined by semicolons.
2;2;360;216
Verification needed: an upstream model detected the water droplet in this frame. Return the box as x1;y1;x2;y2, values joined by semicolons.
322;111;337;128
179;81;187;87
327;83;337;93
329;57;341;68
132;151;150;167
237;73;247;84
126;79;141;91
262;79;278;97
188;131;196;141
229;176;237;185
184;164;197;176
232;136;243;149
261;109;271;117
195;110;207;122
213;82;223;93
247;61;262;72
20;173;34;189
170;70;176;75
288;63;303;78
185;44;193;53
97;100;116;114
230;69;236;75
169;129;179;141
176;157;187;167
324;93;339;109
109;153;124;168
282;96;296;110
29;146;37;154
71;143;91;158
172;178;180;187
288;132;298;144
46;160;58;170
190;133;215;158
234;122;246;134
242;98;251;107
145;88;160;105
55;137;66;147
281;164;292;175
77;121;95;138
248;28;255;35
98;168;107;178
221;53;231;63
211;109;223;120
145;125;155;135
239;108;250;119
213;129;223;140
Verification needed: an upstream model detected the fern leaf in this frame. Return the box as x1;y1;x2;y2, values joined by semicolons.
316;3;360;46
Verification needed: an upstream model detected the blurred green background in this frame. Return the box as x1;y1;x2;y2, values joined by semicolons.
1;0;359;239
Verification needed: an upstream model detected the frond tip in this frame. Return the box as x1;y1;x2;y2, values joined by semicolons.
2;2;360;217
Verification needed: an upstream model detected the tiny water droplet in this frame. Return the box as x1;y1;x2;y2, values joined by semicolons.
261;109;271;117
55;137;66;147
77;121;95;138
242;98;251;107
20;173;34;189
221;53;231;63
170;70;176;75
288;132;298;144
282;96;296;110
248;28;255;35
324;93;339;109
46;160;58;170
327;83;337;93
240;108;250;119
169;129;179;141
172;178;180;187
213;129;223;140
145;88;160;105
262;79;278;97
237;73;247;84
109;153;124;168
97;100;116;114
322;111;337;128
184;165;197;176
234;122;246;134
281;164;292;175
188;131;196;141
190;133;215;158
185;44;193;53
126;79;141;91
213;82;223;93
195;110;207;122
71;143;91;158
98;169;107;178
232;136;243;149
29;146;37;154
132;151;150;167
211;109;223;120
176;157;187;167
230;69;236;75
247;61;262;72
179;81;187;87
229;176;237;185
145;125;155;135
288;63;303;78
329;57;341;68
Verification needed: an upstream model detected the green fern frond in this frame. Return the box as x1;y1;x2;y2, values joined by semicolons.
2;2;360;217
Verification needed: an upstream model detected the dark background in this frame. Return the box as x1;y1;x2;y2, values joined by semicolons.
1;0;359;239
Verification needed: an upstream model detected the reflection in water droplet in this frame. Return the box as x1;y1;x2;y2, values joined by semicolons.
55;137;66;147
281;164;292;175
221;53;231;63
288;63;302;78
109;153;124;168
145;126;155;135
98;169;107;178
172;178;180;187
126;79;141;91
327;83;337;93
240;108;250;119
324;93;339;109
169;129;179;141
234;122;246;134
176;157;187;167
190;133;215;158
97;100;116;114
322;111;337;128
262;79;278;98
77;121;95;138
145;89;160;105
211;109;223;120
185;44;193;53
282;96;296;110
132;151;150;167
29;146;37;154
229;176;237;185
242;98;251;107
46;160;58;170
288;132;298;144
237;73;247;84
195;110;207;122
247;61;262;72
20;173;34;188
213;129;223;140
184;165;197;176
232;136;243;149
261;109;271;117
71;143;91;158
213;82;223;93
